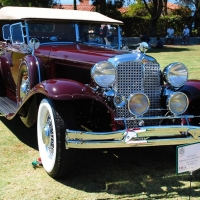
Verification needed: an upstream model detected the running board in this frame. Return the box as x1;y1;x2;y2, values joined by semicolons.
0;97;17;116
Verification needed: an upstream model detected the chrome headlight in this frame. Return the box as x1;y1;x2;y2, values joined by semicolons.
167;92;188;115
128;93;150;116
91;61;116;87
163;62;188;88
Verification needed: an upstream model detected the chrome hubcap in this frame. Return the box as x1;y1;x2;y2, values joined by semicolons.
42;114;54;157
42;124;50;146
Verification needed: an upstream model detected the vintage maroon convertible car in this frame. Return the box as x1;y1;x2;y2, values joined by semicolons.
0;6;200;178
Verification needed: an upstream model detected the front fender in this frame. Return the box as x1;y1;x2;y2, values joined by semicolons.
18;79;114;128
179;80;200;102
34;79;105;102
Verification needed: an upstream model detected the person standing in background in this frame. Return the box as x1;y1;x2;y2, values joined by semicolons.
182;25;190;45
166;26;174;44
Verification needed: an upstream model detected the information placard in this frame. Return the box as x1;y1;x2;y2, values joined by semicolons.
176;142;200;174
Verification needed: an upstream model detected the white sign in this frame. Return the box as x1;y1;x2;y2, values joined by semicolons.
176;142;200;174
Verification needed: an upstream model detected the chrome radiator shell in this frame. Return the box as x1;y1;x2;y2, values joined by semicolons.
111;55;161;127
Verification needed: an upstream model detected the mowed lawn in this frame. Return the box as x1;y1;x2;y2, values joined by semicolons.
148;44;200;80
1;45;200;200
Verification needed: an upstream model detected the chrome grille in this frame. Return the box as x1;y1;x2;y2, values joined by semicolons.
114;60;161;127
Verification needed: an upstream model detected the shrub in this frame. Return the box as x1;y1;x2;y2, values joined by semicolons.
118;16;199;37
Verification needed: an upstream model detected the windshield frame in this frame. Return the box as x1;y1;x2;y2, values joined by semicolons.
3;19;122;49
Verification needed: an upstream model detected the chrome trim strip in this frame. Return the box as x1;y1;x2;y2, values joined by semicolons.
75;23;79;42
66;129;125;140
114;115;196;121
66;125;200;149
33;55;41;83
25;21;30;43
117;26;122;49
66;137;199;149
40;42;74;45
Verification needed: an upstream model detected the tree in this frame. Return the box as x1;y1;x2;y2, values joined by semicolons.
175;0;200;29
0;0;60;7
106;1;122;18
72;0;83;10
142;0;163;36
126;0;149;16
171;6;192;17
91;0;125;15
163;0;168;15
74;0;77;10
92;0;107;14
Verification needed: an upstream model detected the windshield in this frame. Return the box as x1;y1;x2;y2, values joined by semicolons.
79;22;118;46
26;21;120;47
27;21;76;43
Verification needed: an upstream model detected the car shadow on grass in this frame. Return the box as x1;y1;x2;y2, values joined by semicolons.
60;146;200;199
0;115;38;150
149;45;191;53
1;116;200;199
130;45;190;53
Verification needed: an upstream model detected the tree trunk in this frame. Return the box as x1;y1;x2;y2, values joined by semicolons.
150;19;157;36
99;0;106;15
163;0;168;15
74;0;77;10
95;0;99;12
143;0;163;36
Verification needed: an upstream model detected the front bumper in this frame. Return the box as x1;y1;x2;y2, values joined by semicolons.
66;125;200;149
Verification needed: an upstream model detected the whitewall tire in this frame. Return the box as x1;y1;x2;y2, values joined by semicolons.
37;98;75;178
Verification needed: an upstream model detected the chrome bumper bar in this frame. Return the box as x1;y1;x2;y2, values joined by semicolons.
65;125;200;149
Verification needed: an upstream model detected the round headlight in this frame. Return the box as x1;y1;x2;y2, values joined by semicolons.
128;93;150;116
91;61;116;87
167;92;188;115
163;62;188;88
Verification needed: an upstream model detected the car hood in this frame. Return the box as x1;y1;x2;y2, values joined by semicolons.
36;43;130;65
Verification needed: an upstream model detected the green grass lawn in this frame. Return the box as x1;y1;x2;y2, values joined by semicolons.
148;45;200;80
1;45;200;200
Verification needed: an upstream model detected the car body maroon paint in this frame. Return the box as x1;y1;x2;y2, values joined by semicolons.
0;6;200;179
34;79;107;101
180;80;200;101
47;44;123;63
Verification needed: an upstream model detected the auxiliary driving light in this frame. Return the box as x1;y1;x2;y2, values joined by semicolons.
128;93;150;116
167;92;188;115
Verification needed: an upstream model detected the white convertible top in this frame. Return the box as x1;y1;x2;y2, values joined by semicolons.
0;6;123;24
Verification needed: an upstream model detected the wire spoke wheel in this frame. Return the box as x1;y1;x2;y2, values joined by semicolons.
37;98;75;178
